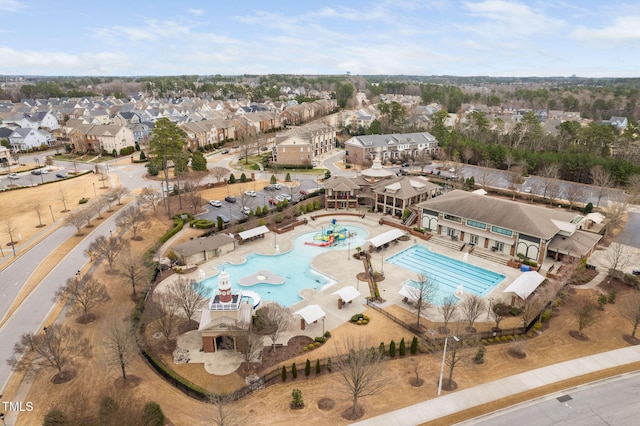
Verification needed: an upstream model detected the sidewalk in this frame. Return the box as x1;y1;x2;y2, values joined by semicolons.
354;345;640;425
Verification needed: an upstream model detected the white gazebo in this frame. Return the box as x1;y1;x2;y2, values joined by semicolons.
294;304;326;332
332;286;361;309
503;271;546;305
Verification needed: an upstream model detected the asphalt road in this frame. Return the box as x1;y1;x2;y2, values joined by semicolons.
463;372;640;426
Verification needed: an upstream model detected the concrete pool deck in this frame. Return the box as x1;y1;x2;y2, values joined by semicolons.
157;211;538;373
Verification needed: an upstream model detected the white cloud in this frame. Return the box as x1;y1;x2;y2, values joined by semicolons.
0;47;131;74
0;0;25;13
462;0;564;36
572;15;640;44
188;8;204;16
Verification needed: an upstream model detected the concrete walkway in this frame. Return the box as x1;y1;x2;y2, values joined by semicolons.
354;345;640;425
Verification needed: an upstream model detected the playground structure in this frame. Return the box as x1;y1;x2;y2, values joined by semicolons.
304;220;354;247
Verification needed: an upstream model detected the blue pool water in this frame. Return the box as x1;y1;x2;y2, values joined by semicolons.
387;245;505;301
201;225;368;307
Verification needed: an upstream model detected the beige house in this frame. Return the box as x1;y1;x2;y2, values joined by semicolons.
172;234;236;265
371;176;440;217
274;123;336;166
415;190;601;265
324;176;360;211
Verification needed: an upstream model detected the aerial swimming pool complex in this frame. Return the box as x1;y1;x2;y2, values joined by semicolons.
387;244;505;300
201;225;368;307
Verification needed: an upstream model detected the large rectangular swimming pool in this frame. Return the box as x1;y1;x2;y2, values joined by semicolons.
387;244;505;299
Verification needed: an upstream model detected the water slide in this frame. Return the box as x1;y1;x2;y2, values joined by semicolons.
304;235;335;247
241;290;261;308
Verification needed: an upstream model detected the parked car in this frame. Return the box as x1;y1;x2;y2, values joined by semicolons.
280;193;292;201
632;269;640;276
260;146;269;151
7;173;19;179
241;206;251;215
55;170;68;178
244;190;257;197
402;162;410;167
300;189;309;195
217;214;230;224
275;195;285;203
398;168;408;176
268;198;278;205
221;149;229;154
274;183;282;190
523;187;532;193
264;184;276;191
224;195;236;203
209;200;222;207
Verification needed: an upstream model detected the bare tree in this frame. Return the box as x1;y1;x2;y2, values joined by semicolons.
108;186;129;205
118;250;148;298
409;357;424;387
55;275;109;321
33;202;46;227
116;204;147;240
476;160;496;190
138;187;161;212
167;277;207;327
210;393;249;426
211;166;230;184
3;219;18;256
606;190;630;230
603;242;634;281
506;166;523;200
460;295;486;332
102;321;137;380
78;206;95;228
573;297;598;337
63;210;86;235
86;235;129;272
591;165;613;208
333;336;387;420
504;153;516;171
490;302;511;330
563;185;586;211
238;321;263;366
444;331;474;390
7;324;91;382
254;302;293;353
58;186;70;212
89;197;107;220
520;294;544;329
539;163;560;203
438;295;459;334
411;273;439;329
152;292;181;341
618;290;640;339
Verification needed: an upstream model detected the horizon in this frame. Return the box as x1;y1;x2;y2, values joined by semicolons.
1;1;640;78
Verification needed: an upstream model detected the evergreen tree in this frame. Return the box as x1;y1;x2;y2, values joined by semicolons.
305;359;311;376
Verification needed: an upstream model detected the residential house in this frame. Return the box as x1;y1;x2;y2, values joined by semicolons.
323;176;360;211
9;128;55;152
415;190;601;265
274;123;335;165
344;132;439;166
18;111;59;130
602;116;628;131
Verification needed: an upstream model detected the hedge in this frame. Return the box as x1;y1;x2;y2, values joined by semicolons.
159;217;184;243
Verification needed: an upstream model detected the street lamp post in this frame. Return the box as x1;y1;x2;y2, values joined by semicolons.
49;204;55;222
322;317;325;336
92;182;97;198
437;335;459;396
381;254;384;275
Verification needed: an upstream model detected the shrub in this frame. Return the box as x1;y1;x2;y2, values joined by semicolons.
315;359;321;374
229;174;236;183
474;344;486;364
500;335;509;343
305;359;311;376
509;306;523;316
79;197;89;204
291;389;303;407
608;289;618;304
43;409;69;426
598;294;608;309
306;343;315;351
141;402;165;426
481;339;488;345
292;363;297;379
379;342;385;358
389;340;396;357
540;309;553;322
410;336;418;355
532;322;542;331
275;213;283;223
285;172;291;182
282;365;287;382
326;358;332;372
324;331;331;338
399;338;406;356
487;338;494;344
314;342;321;347
314;336;326;343
240;173;247;182
262;206;269;216
270;174;277;184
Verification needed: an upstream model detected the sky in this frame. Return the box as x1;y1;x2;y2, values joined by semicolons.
1;0;639;77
